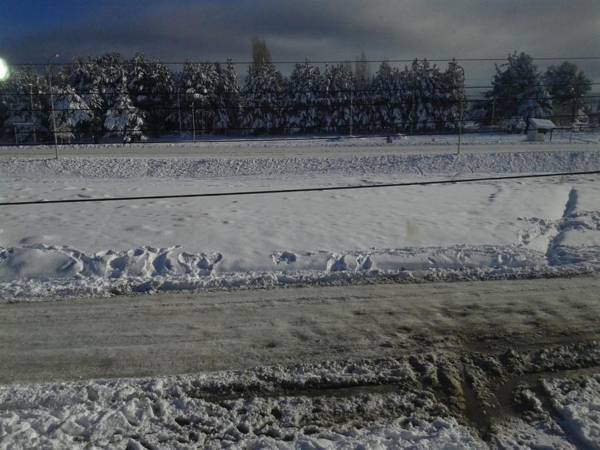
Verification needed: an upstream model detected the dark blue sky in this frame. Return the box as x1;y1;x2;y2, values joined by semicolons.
1;0;599;83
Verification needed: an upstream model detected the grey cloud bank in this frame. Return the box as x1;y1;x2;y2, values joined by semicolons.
1;0;599;82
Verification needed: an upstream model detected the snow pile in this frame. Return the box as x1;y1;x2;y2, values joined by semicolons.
0;243;597;300
543;375;600;448
0;244;556;299
2;149;600;179
0;358;486;449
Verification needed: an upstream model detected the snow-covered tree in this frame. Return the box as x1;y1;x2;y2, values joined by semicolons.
126;54;175;136
214;61;241;132
241;45;286;134
484;52;550;126
285;62;323;133
104;85;145;142
321;63;354;132
371;61;409;132
352;52;374;131
544;62;592;125
52;84;93;142
405;59;440;132
68;53;129;138
431;60;465;131
178;62;221;135
0;69;48;142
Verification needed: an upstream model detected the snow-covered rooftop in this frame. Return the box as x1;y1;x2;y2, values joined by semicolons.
529;118;556;130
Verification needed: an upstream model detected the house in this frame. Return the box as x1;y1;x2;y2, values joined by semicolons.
527;118;556;142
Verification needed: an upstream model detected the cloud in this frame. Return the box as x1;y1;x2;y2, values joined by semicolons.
1;0;599;83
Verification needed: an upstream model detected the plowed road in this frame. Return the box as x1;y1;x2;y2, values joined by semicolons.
2;276;600;384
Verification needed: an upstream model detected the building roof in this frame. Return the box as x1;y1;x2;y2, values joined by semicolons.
528;118;556;130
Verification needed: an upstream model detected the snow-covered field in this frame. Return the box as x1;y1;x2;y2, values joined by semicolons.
1;138;600;299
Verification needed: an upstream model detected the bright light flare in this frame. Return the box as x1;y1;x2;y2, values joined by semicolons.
0;58;9;81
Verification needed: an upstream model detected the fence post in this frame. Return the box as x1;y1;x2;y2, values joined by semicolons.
349;86;354;136
29;85;37;144
192;101;196;141
456;64;465;155
48;68;59;159
177;89;182;137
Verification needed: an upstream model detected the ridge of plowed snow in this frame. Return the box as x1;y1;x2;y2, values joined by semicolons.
2;150;600;179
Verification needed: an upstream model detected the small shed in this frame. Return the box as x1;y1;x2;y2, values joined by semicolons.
527;118;556;142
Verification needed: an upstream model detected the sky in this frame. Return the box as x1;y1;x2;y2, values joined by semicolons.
1;0;599;85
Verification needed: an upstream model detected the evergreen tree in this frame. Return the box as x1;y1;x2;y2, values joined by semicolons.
405;59;438;132
322;63;354;132
52;84;93;142
285;62;323;133
354;52;370;88
484;52;550;126
353;52;373;131
214;61;241;132
544;62;592;125
0;69;48;142
372;61;410;132
431;60;465;131
104;82;145;142
126;54;175;136
251;38;272;68
242;39;286;134
179;62;220;135
68;53;129;139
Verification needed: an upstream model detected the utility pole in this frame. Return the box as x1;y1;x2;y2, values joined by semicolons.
349;85;354;136
192;100;196;141
456;64;465;155
47;54;59;158
29;84;37;144
177;88;182;137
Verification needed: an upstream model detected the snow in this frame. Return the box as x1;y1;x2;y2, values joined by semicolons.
0;363;486;450
1;142;600;299
2;353;600;449
543;375;600;448
529;118;556;130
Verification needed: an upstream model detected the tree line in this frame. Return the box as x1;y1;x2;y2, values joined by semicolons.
0;44;594;143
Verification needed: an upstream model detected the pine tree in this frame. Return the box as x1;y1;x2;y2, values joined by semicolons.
0;69;48;142
68;53;129;139
126;54;175;136
372;61;410;132
431;60;465;131
214;61;241;132
484;52;550;127
407;59;439;132
322;63;354;133
353;52;373;132
179;62;220;136
544;62;592;125
285;62;323;133
103;83;145;142
242;39;286;134
52;84;93;142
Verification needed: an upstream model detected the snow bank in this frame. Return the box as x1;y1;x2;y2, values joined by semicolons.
543;375;600;448
0;358;485;449
0;243;596;301
2;149;600;179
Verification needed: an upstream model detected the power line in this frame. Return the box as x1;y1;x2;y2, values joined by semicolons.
8;56;600;67
1;170;599;207
2;82;600;97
